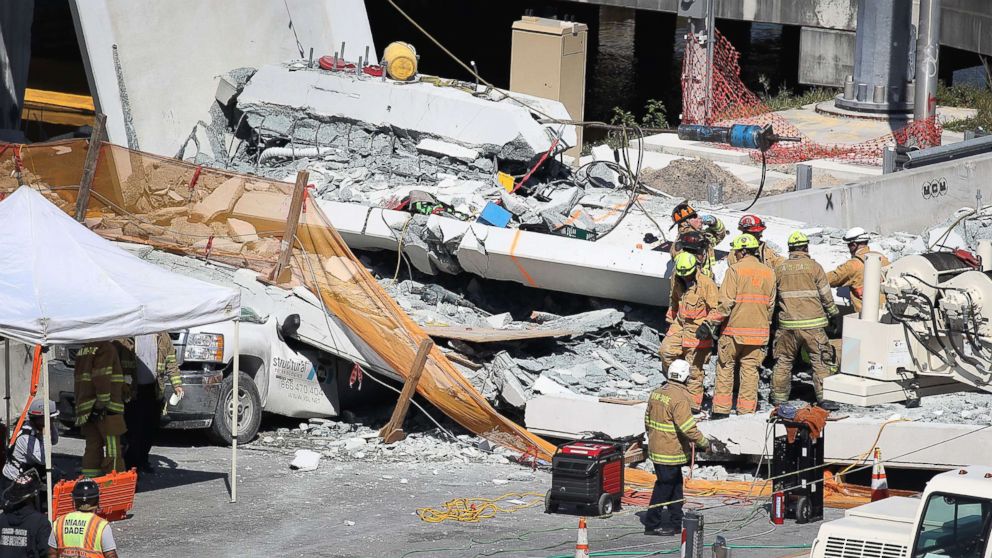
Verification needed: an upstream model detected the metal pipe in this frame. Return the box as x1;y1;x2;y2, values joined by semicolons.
704;0;715;123
914;0;942;122
861;253;883;323
981;240;992;271
3;338;8;441
42;351;53;521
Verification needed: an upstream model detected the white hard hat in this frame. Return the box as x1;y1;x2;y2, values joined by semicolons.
27;399;58;418
666;359;691;384
842;227;870;244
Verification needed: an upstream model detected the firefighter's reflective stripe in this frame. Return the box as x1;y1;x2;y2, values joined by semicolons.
713;393;733;408
779;316;829;329
105;401;124;413
679;306;708;319
646;419;676;433
649;450;688;464
722;327;770;337
681;337;712;349
90;366;114;377
779;290;820;299
735;293;772;304
54;511;107;558
678;416;697;433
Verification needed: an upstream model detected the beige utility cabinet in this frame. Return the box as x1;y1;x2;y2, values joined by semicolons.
510;16;588;159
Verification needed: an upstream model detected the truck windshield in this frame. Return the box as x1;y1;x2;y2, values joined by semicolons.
912;492;992;558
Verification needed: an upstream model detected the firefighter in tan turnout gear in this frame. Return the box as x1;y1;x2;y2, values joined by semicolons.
642;360;712;537
702;234;776;418
72;342;127;478
771;231;842;410
828;227;890;314
659;252;719;412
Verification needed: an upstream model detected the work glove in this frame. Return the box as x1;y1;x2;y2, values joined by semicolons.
695;322;715;341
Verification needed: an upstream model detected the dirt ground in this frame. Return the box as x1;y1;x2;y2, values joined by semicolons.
46;428;834;558
639;159;769;204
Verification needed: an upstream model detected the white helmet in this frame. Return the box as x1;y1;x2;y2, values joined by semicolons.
666;359;691;384
842;227;870;244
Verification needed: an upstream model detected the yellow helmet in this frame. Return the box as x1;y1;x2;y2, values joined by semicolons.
674;252;698;277
732;233;760;251
788;231;809;247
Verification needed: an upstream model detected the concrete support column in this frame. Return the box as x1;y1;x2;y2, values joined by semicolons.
837;0;914;113
0;0;34;136
914;0;941;121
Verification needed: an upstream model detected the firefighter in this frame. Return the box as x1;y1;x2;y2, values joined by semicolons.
828;227;891;314
700;214;728;247
659;252;719;412
122;333;183;474
677;231;715;279
771;232;841;409
668;202;726;269
727;214;784;268
0;473;50;558
3;400;59;488
702;234;776;418
72;342;126;478
49;479;118;558
643;360;711;537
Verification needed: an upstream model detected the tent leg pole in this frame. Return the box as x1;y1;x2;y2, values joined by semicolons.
4;337;10;442
231;319;240;503
42;351;53;522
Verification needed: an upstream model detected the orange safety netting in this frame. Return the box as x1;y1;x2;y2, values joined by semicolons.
0;140;598;470
681;30;942;165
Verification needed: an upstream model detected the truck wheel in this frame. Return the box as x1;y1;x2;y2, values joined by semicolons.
545;490;559;514
597;493;614;516
207;372;261;446
795;495;811;524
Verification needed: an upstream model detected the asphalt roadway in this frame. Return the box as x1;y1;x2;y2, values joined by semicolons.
46;433;837;557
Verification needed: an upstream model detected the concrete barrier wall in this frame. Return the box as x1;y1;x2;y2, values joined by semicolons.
740;152;992;235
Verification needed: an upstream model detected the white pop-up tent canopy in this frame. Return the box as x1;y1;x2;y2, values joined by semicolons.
0;187;244;514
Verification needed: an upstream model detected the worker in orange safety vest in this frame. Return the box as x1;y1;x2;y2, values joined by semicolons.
49;479;118;558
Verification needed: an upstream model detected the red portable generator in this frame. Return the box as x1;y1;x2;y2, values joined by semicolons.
545;440;625;515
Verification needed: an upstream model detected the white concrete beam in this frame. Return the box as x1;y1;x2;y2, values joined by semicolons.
71;0;375;155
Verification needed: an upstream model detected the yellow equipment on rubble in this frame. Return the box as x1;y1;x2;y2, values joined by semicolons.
384;41;418;81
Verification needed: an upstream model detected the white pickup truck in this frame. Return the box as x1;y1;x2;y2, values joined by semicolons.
808;465;992;558
49;261;402;445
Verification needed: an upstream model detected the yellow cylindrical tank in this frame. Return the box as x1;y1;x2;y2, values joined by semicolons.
383;41;418;81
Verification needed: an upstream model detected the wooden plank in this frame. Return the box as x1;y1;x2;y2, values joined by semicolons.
23;88;95;112
269;170;308;283
74;114;106;222
379;339;434;444
421;325;577;343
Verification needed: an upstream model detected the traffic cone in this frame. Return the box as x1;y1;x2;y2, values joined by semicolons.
574;517;589;558
871;447;889;501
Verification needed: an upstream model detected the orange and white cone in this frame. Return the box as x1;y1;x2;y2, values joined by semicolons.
871;447;889;501
574;517;589;558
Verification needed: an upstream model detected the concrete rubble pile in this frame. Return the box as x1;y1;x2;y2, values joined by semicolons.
185;63;588;233
251;417;519;467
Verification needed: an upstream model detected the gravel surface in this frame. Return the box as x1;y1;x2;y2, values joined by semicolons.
48;431;836;558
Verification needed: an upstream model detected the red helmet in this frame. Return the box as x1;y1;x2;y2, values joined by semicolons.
738;214;766;234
